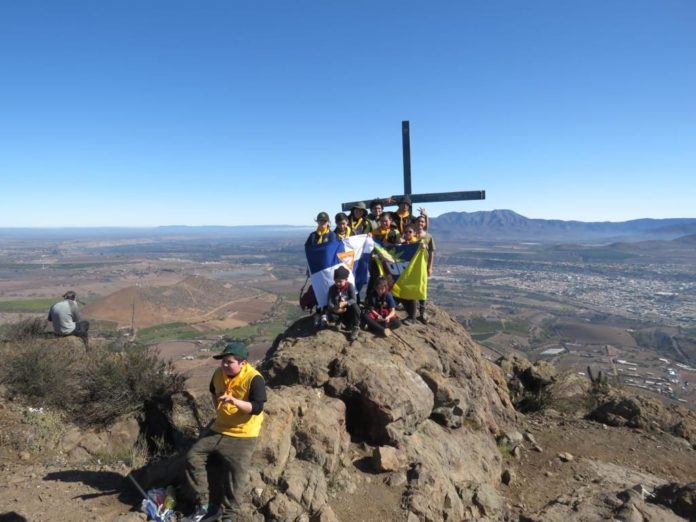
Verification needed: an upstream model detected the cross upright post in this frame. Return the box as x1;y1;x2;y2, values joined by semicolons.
342;120;486;211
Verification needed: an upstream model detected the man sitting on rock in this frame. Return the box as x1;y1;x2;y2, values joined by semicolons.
47;290;89;345
183;342;267;522
327;266;361;341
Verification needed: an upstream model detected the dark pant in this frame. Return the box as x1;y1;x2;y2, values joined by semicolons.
401;300;417;319
185;431;257;517
73;320;89;339
329;303;361;330
363;313;401;335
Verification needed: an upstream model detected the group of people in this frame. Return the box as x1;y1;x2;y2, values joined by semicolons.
39;197;435;522
307;195;436;341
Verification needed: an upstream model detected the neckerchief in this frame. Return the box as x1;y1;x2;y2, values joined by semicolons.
335;225;352;240
315;227;330;244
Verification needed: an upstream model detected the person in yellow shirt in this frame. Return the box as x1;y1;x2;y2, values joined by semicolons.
183;342;266;522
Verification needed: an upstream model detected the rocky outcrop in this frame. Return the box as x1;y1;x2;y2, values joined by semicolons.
588;391;696;448
137;305;516;521
254;306;517;521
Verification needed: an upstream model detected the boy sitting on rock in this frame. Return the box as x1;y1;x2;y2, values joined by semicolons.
327;266;361;341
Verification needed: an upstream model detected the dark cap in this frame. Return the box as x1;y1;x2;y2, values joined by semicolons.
213;342;249;360
399;195;412;206
334;265;350;280
351;201;367;211
335;212;348;223
315;212;330;222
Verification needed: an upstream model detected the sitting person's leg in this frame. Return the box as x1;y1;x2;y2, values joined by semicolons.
386;317;401;330
363;312;387;335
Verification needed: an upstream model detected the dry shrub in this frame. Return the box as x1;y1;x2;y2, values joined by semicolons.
0;337;185;428
0;317;49;341
0;340;82;407
74;345;186;426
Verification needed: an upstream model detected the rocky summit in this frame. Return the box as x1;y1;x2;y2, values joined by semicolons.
6;305;696;520
252;305;517;521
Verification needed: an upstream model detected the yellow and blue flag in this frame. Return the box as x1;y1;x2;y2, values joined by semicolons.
377;241;428;301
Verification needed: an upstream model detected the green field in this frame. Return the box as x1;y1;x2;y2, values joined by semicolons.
136;322;201;344
0;298;56;313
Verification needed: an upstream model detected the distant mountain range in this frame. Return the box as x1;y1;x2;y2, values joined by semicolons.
429;210;696;243
2;211;695;244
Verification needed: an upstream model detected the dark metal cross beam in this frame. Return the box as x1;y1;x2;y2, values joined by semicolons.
341;120;486;211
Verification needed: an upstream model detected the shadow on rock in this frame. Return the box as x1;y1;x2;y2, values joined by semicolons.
0;513;27;522
43;470;137;504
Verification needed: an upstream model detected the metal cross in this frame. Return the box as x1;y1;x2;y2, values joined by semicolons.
342;120;485;211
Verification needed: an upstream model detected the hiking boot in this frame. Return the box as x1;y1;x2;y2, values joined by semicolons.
183;503;222;522
320;314;328;328
403;317;416;326
349;327;360;341
383;328;392;337
418;310;429;324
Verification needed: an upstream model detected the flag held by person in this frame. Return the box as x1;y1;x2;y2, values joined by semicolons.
305;235;373;308
381;242;428;301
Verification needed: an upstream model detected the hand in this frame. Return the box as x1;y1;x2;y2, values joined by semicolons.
418;207;428;216
219;394;236;404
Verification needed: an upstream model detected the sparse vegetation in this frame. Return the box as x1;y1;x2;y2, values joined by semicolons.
0;316;49;341
0;326;186;427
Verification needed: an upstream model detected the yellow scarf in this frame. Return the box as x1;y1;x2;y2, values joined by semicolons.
335;225;352;240
350;216;364;231
315;227;330;244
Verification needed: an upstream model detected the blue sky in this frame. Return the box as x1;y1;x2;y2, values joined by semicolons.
1;1;694;227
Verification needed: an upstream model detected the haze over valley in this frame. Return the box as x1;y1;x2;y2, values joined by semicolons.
2;210;695;410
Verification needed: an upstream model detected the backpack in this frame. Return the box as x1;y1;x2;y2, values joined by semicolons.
299;277;317;311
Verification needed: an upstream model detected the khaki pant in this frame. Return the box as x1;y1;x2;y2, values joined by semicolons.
185;430;257;517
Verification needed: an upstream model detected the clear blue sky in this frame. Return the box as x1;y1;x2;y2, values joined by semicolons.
1;1;694;227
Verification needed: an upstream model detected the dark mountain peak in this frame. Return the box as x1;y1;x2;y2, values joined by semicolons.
429;210;696;242
435;209;528;227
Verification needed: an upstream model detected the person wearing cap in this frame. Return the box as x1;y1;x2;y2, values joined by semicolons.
392;196;414;235
47;290;90;345
183;342;267;522
334;212;352;240
327;265;361;341
305;212;337;246
348;201;371;235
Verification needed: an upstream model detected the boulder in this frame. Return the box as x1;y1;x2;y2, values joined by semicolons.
651;482;696;520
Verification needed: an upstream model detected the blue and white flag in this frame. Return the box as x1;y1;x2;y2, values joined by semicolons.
305;234;374;308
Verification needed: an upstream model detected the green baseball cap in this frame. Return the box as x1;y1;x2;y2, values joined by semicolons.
213;342;249;360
